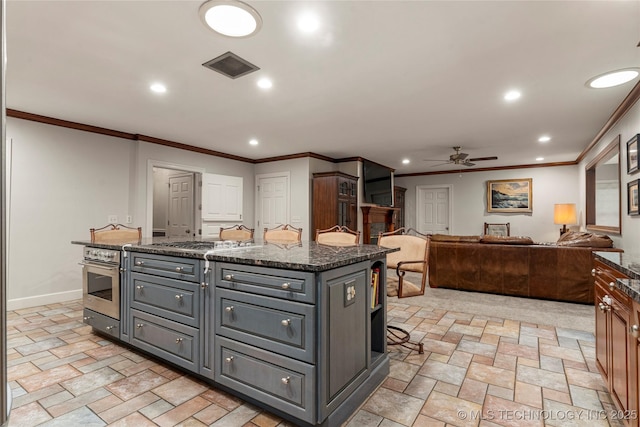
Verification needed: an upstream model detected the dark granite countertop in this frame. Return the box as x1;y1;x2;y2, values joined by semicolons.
71;237;396;272
594;251;640;304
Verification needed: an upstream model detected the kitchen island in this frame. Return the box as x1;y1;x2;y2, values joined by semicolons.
73;237;394;427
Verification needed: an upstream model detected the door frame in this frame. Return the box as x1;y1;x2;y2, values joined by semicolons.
146;160;205;238
254;171;291;233
415;184;453;234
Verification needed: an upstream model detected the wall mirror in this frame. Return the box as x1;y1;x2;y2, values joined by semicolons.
586;135;621;234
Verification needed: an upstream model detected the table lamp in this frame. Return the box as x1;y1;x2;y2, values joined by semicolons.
554;203;577;236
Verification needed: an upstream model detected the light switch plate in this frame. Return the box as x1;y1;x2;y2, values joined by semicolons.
344;281;356;307
108;215;118;223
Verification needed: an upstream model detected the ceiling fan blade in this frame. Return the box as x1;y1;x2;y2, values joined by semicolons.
429;162;452;167
468;156;498;161
464;162;476;167
450;152;469;161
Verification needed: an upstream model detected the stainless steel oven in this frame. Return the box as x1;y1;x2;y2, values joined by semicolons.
81;247;121;320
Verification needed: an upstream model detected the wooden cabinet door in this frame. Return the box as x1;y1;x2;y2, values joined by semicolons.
610;297;632;416
595;285;610;382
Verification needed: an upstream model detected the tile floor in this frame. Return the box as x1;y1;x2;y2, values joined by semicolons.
6;299;626;427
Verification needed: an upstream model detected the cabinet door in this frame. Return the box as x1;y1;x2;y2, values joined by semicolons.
595;285;610;381
610;297;632;416
202;174;243;221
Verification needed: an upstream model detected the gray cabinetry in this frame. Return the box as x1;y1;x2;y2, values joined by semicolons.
213;259;386;426
127;253;205;375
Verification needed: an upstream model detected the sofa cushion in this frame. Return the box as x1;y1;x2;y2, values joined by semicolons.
481;235;534;245
556;231;613;248
430;234;482;243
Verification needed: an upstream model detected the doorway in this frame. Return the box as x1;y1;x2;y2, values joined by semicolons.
255;172;290;232
416;185;452;235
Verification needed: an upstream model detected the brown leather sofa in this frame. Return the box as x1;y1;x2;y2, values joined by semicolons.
428;232;622;304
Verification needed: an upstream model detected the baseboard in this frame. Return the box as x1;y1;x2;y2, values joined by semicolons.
7;289;82;311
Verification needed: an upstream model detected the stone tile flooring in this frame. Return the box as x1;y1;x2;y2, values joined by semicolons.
6;299;626;426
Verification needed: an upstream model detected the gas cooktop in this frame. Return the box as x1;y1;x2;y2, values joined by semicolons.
151;240;257;251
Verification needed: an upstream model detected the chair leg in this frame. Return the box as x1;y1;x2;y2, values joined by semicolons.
387;325;424;354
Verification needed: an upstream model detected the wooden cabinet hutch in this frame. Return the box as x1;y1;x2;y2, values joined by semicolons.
312;172;358;240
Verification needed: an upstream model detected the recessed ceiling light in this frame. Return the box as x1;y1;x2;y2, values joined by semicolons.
402;159;410;165
504;90;521;101
199;0;262;38
249;139;259;146
536;157;544;161
297;13;320;33
257;78;273;89
538;135;551;143
587;68;640;89
150;83;167;93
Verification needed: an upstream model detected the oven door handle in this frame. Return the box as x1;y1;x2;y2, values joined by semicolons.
78;262;119;272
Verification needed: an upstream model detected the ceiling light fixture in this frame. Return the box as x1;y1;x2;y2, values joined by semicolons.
249;139;259;146
504;90;521;101
536;157;544;161
402;159;410;165
150;83;167;93
257;78;273;89
538;136;551;143
587;68;640;89
297;13;320;33
199;0;262;38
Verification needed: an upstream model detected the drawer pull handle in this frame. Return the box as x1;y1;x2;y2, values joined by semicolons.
175;337;183;344
224;274;234;281
136;285;144;291
225;356;234;363
175;267;183;273
175;294;183;301
281;376;290;385
83;316;93;321
281;319;291;327
200;282;208;290
136;261;144;266
591;268;598;277
136;323;144;328
281;282;291;290
598;303;610;312
105;326;115;331
632;324;639;338
225;306;234;313
608;281;615;291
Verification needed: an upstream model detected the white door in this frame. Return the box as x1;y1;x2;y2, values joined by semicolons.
256;173;289;232
168;174;194;237
417;185;451;235
201;174;243;221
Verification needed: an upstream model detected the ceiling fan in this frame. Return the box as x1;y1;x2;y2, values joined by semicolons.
423;146;498;167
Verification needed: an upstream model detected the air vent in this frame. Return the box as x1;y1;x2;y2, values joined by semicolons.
202;51;260;79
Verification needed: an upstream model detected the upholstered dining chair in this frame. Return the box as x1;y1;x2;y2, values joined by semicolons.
377;227;429;298
315;225;360;246
263;224;302;243
90;224;142;243
219;225;254;241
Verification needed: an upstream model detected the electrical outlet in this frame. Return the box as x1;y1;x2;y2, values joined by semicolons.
126;215;133;224
344;282;356;307
108;215;118;224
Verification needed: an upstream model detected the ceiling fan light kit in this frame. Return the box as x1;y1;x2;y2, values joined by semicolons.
423;146;498;168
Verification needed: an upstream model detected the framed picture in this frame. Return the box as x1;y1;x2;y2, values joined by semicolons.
487;178;533;213
627;134;639;174
628;179;639;215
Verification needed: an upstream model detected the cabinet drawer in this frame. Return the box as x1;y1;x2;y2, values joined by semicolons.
594;260;631;308
131;309;198;372
216;263;315;303
215;337;315;424
130;252;202;283
83;308;120;339
130;273;200;327
216;288;315;363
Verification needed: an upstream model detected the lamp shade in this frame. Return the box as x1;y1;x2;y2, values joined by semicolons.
554;203;577;225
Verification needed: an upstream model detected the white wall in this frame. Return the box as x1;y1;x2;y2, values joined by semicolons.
579;98;640;255
6;118;256;309
395;165;580;243
7;118;133;307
